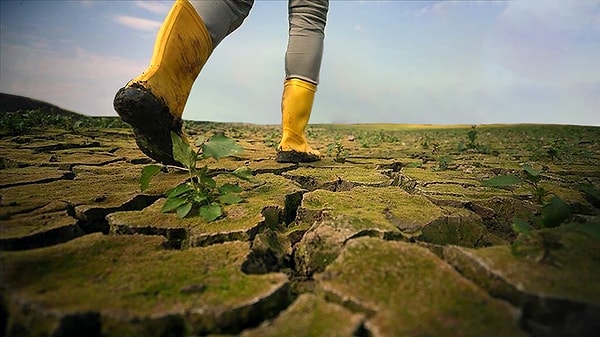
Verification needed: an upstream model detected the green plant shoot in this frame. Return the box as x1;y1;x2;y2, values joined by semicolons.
326;140;348;163
481;163;596;263
140;132;252;221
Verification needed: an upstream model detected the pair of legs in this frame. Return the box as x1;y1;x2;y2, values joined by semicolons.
113;0;329;164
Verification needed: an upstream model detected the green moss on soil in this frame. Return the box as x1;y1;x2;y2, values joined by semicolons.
445;231;600;306
1;122;599;336
421;183;512;200
0;166;73;188
1;233;288;335
283;166;389;188
108;197;264;243
540;182;590;205
316;237;526;337
0;210;77;240
241;294;363;337
420;207;505;247
299;186;443;234
0;165;146;219
401;167;482;185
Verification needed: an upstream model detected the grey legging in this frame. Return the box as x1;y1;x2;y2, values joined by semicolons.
190;0;328;84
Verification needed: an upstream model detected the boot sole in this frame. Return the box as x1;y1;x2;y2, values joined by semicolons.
113;84;183;166
276;150;321;163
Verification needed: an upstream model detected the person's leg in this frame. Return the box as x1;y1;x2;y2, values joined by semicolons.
277;0;328;163
190;0;254;47
113;0;253;165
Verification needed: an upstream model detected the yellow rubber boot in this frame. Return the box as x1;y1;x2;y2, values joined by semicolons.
113;0;212;165
276;78;321;163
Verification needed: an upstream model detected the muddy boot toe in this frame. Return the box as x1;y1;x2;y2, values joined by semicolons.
276;150;321;163
113;84;183;166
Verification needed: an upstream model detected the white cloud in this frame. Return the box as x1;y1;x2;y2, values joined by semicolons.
135;1;170;15
595;11;600;30
113;15;161;32
413;1;451;18
315;0;600;126
78;0;94;7
484;0;600;83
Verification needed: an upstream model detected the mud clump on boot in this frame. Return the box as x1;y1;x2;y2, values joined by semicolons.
276;150;320;163
113;84;184;166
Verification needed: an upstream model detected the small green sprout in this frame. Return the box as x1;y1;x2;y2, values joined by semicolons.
482;164;549;203
326;140;348;163
483;164;599;263
140;132;252;222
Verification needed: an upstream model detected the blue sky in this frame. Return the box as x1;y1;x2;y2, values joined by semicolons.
1;0;599;125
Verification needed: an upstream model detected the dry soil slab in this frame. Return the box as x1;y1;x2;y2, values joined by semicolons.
293;186;500;275
283;166;390;191
443;231;600;337
0;164;182;250
315;237;527;337
239;293;364;337
0;233;290;337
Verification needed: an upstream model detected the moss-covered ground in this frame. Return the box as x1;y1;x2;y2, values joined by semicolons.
1;115;599;336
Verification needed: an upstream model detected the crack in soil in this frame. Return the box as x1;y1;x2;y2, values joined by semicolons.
0;171;76;189
3;123;599;336
438;245;600;337
0;157;30;169
190;281;295;336
421;180;479;188
0;195;161;251
71;194;162;234
0;203;50;221
97;166;587;337
41;157;126;168
3;162;597;336
250;164;300;176
0;221;84;251
25;141;102;153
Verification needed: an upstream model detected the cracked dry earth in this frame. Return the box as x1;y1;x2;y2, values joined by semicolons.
1;123;599;337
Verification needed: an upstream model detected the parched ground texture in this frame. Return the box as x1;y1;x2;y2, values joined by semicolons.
1;120;600;337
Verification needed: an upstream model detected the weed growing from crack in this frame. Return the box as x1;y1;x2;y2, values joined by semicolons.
326;140;349;163
482;164;600;263
355;130;400;149
421;136;432;150
544;137;566;161
483;164;548;203
433;155;451;171
306;126;322;140
140;132;252;221
458;125;497;155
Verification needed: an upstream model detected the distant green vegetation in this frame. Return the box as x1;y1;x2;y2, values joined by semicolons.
3;98;599;245
0;109;128;136
0;93;129;135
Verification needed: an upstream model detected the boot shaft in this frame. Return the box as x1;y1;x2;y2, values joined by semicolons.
277;78;320;162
